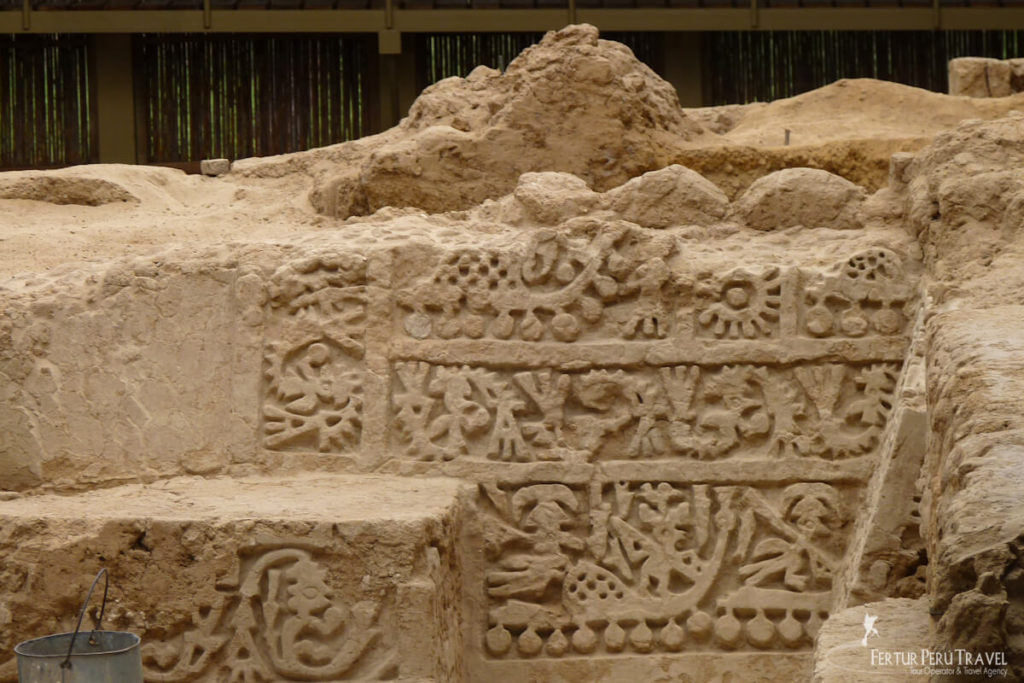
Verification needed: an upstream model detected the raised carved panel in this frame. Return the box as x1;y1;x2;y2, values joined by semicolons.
394;241;915;345
261;256;368;453
246;243;915;677
391;361;898;462
264;339;364;452
142;546;388;681
478;480;851;658
395;227;677;342
383;244;914;673
255;245;914;461
799;248;914;339
695;267;782;339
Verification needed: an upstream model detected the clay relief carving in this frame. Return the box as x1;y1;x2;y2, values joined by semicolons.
263;340;364;452
395;227;676;342
142;547;388;682
800;248;914;338
391;361;898;462
396;246;913;344
694;267;782;339
479;481;847;657
261;256;367;452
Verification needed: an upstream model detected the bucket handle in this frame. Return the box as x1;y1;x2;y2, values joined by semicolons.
60;568;109;672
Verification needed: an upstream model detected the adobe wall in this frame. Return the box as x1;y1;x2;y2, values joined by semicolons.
7;23;1024;683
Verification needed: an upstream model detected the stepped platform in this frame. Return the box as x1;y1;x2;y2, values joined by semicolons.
0;475;468;682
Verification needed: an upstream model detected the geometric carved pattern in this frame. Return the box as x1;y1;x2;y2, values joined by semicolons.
480;480;850;657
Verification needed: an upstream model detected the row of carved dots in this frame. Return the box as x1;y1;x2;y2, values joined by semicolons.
712;610;822;650
486;610;823;657
486;622;675;657
486;613;713;658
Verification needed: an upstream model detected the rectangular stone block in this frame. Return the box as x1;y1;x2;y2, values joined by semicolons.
200;158;231;176
948;57;1013;97
0;474;467;683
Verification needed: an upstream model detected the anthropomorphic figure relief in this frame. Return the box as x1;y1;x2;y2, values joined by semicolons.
480;481;848;658
143;548;385;682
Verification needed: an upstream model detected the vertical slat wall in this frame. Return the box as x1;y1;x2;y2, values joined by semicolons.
419;32;541;89
138;34;373;163
417;31;663;91
0;35;93;169
6;30;1024;169
705;30;1024;104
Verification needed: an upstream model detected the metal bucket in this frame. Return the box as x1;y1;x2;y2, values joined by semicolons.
15;570;142;683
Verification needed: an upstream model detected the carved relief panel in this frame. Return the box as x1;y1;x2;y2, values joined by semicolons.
799;248;914;339
694;267;782;339
256;238;915;463
382;239;916;676
477;479;853;658
391;361;898;462
260;256;368;453
245;237;919;679
142;546;392;681
394;232;915;345
395;227;678;343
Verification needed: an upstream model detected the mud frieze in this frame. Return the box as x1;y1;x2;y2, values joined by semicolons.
396;245;915;344
800;248;914;338
142;547;388;682
479;481;848;657
694;267;782;339
396;227;677;342
391;361;898;462
261;256;368;453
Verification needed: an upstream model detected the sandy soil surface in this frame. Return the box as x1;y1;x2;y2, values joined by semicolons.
709;78;1024;146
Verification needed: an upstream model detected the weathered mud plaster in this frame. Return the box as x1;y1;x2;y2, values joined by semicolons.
0;475;467;682
0;206;923;681
832;310;928;609
11;22;1024;683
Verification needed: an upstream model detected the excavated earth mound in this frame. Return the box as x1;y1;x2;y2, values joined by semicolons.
231;35;1024;220
0;171;137;206
677;79;1024;199
303;23;713;217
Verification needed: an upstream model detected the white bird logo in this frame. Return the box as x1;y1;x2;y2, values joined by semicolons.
861;613;880;646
